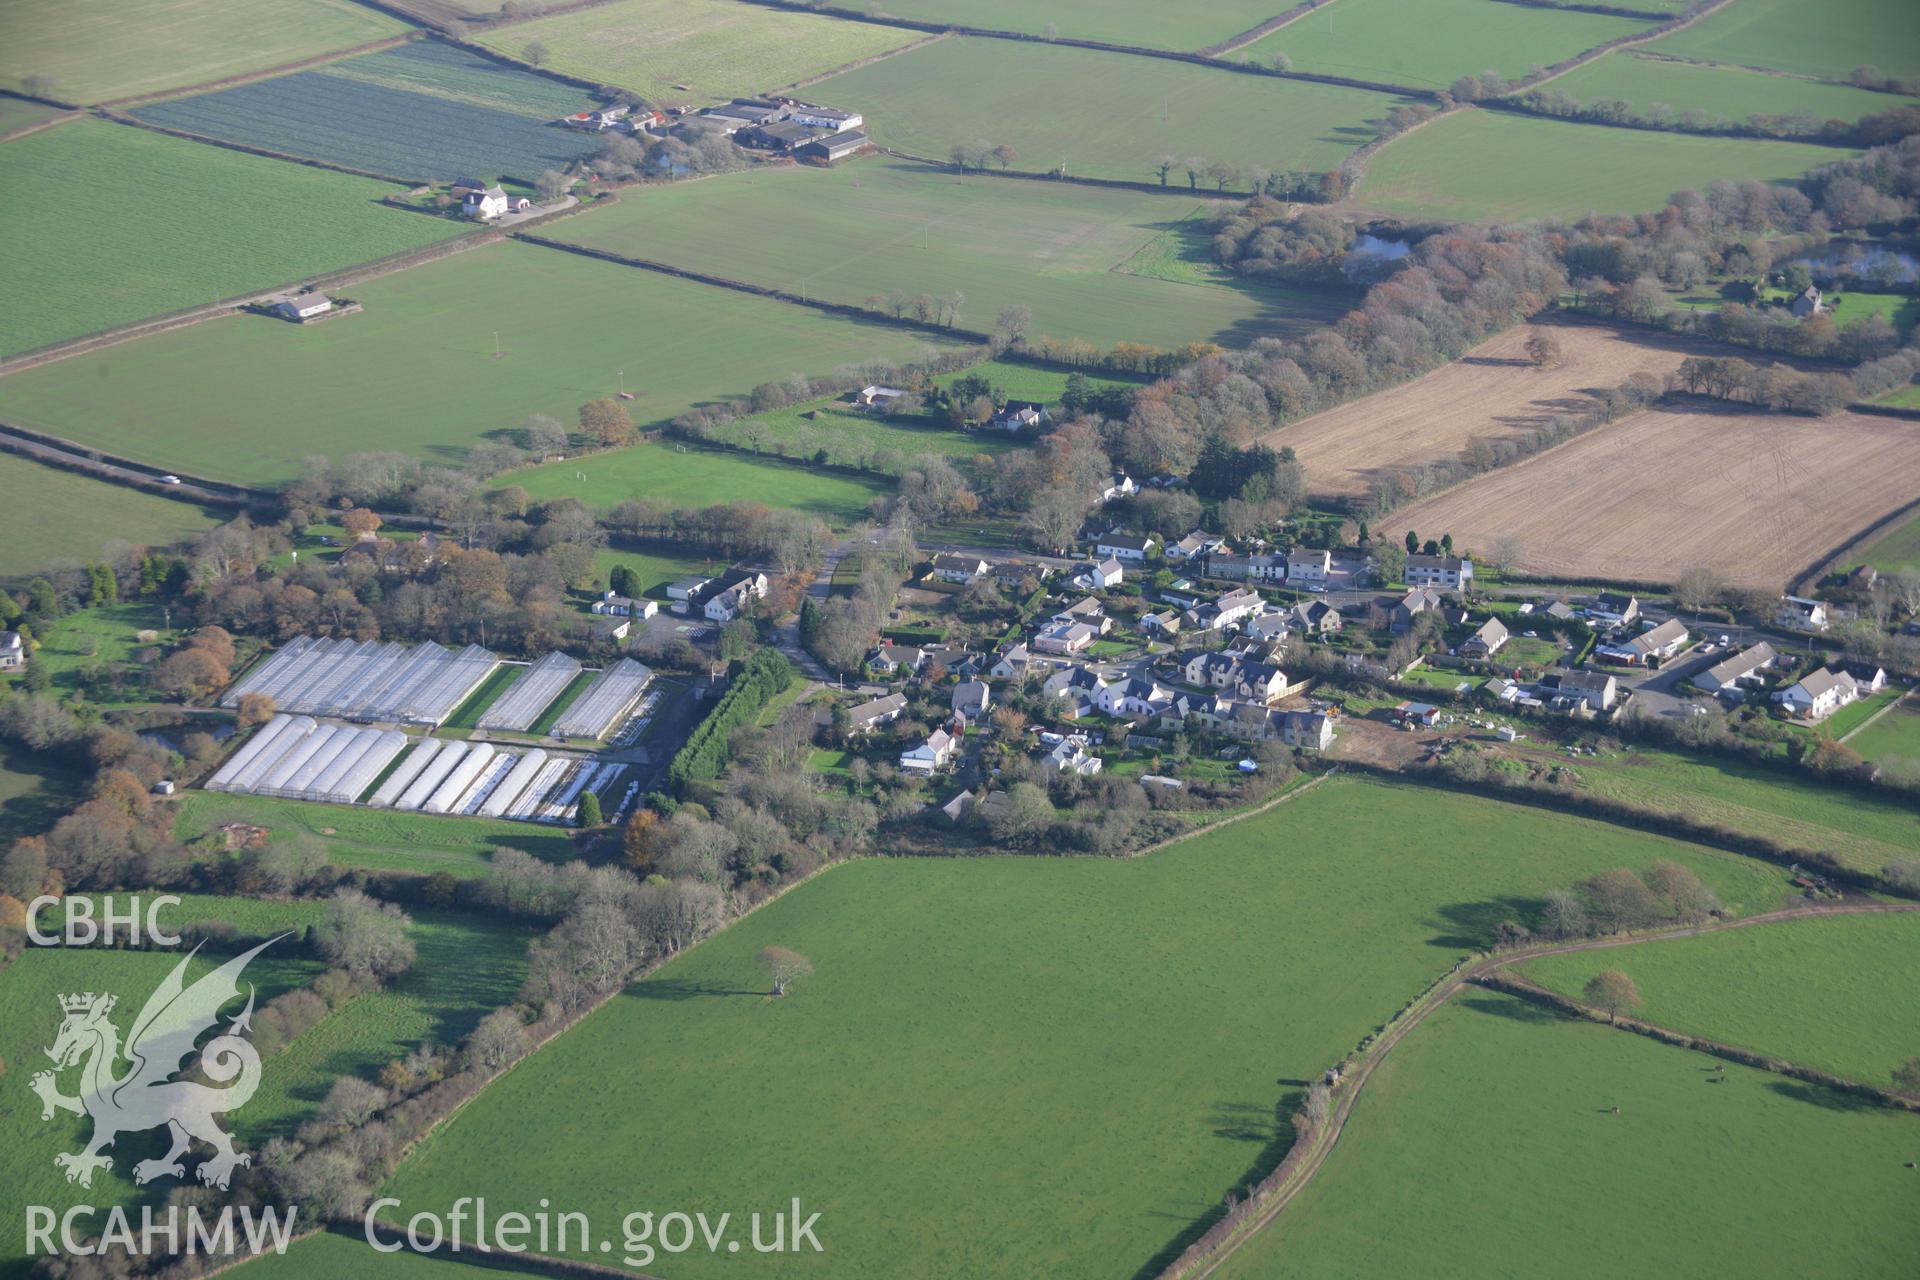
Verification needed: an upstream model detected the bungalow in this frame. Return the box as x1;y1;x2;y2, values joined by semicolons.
0;630;25;670
1546;669;1617;712
1291;600;1342;635
1460;616;1509;659
1393;701;1443;728
990;401;1048;432
1168;531;1226;561
1595;618;1689;666
1095;531;1157;563
268;290;333;321
900;728;957;774
1777;667;1857;721
1033;618;1100;655
1074;557;1124;590
1140;609;1182;637
1405;554;1473;590
1775;595;1830;632
1056;596;1110;627
592;592;658;620
854;385;905;410
951;680;992;719
1694;642;1776;695
930;553;991;583
1286;548;1332;583
1098;676;1175;719
868;644;926;677
795;129;868;163
1586;593;1640;626
590;617;631;643
1841;662;1888;694
1542;600;1578;622
989;643;1033;678
847;692;907;733
1100;472;1139;502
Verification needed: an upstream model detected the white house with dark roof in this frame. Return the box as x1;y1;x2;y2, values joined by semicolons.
0;630;23;670
1075;557;1124;590
930;553;991;583
1405;554;1472;590
1286;548;1332;582
1095;532;1156;563
900;728;957;774
1774;595;1831;632
1777;667;1858;720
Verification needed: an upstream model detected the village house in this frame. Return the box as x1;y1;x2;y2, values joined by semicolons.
1286;548;1332;583
930;553;991;583
666;573;715;603
1585;593;1640;626
900;728;957;774
1290;600;1342;636
1694;642;1776;696
1074;557;1124;590
990;401;1048;432
1185;586;1265;633
1405;554;1473;590
1543;669;1617;712
1245;613;1290;643
868;644;927;677
703;571;769;623
1033;618;1100;655
989;642;1033;678
1596;618;1689;666
1168;531;1226;561
1460;616;1509;659
1842;661;1888;694
992;559;1046;589
1184;651;1241;689
1777;667;1857;721
1774;595;1830;632
592;591;658;620
268;290;334;321
1202;552;1287;583
464;186;529;220
1387;587;1444;631
0;630;23;670
1231;661;1299;704
1043;665;1108;707
1095;531;1157;563
1790;285;1824;318
854;385;905;410
1140;609;1182;637
846;692;907;734
952;680;992;719
1098;675;1175;719
1044;736;1103;776
1100;472;1139;502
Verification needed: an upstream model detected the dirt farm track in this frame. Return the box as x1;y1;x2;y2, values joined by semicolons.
1269;319;1728;498
1385;404;1920;590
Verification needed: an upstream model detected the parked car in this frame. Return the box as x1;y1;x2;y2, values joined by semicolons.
158;474;181;485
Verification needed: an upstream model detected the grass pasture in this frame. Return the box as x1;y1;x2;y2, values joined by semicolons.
0;239;965;486
0;741;84;843
1852;507;1920;574
172;788;577;875
808;37;1411;186
1649;0;1920;83
133;41;604;183
1845;699;1920;763
505;439;889;525
0;451;224;577
244;1233;510;1279
1521;912;1920;1087
0;0;407;105
553;162;1351;350
1218;990;1920;1280
1245;0;1654;91
1359;108;1855;223
482;0;920;104
385;778;1790;1280
0;118;466;356
0;96;62;135
6;602;175;705
1546;49;1916;125
856;0;1288;50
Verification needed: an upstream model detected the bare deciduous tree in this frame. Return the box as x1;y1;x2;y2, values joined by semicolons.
759;946;813;996
1583;969;1641;1024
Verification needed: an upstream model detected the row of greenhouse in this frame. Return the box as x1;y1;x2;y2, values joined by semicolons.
206;714;625;823
219;637;501;727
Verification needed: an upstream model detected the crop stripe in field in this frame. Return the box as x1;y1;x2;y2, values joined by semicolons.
98;107;423;185
93;32;421;109
766;31;949;95
1163;901;1920;1280
1199;0;1341;59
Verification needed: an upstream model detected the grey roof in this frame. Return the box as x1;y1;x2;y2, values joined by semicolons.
1701;642;1775;686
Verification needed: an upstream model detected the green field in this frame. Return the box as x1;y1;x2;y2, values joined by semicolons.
589;546;720;600
1522;912;1920;1086
1649;0;1920;83
707;398;1018;469
244;1233;510;1278
0;741;84;842
1245;0;1654;91
4;901;527;1276
173;788;577;876
385;778;1791;1280
0;0;408;104
0;239;966;486
482;0;919;104
1358;108;1856;223
1551;745;1920;874
0;452;224;577
0;118;467;356
1853;508;1920;572
1815;685;1903;740
5;602;175;706
1846;701;1920;763
0;96;61;134
505;437;888;525
857;0;1289;50
552;161;1351;349
809;37;1410;185
1547;49;1916;124
1877;383;1920;410
1218;990;1920;1280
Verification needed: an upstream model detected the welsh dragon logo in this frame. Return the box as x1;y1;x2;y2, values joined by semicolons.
31;937;286;1191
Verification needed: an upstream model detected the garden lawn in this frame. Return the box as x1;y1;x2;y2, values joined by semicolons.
132;41;604;183
1649;0;1920;83
6;602;174;707
1845;701;1920;763
1546;49;1916;124
1853;507;1920;571
0;0;407;104
1521;912;1920;1086
1819;685;1903;739
172;788;576;876
481;0;920;104
1358;108;1856;223
1217;990;1920;1280
503;441;888;526
383;777;1790;1280
589;546;720;600
0;452;224;577
1245;0;1653;91
856;0;1288;50
549;161;1351;350
1;901;527;1277
808;38;1410;185
0;239;965;486
1555;745;1920;874
0;118;466;356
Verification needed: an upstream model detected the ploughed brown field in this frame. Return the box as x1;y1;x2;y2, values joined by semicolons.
1386;404;1920;589
1270;319;1749;498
